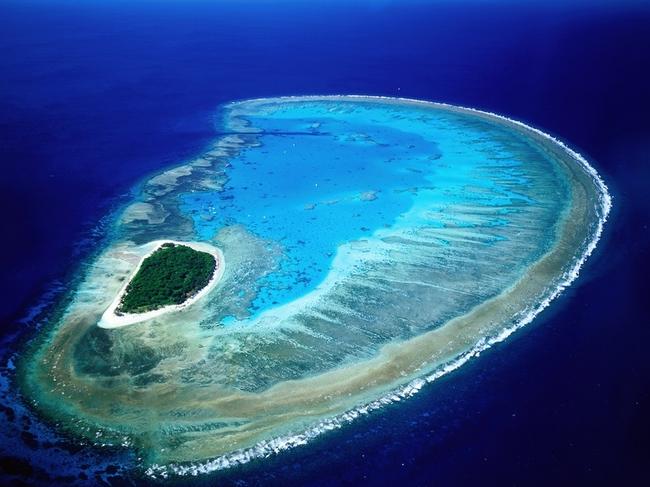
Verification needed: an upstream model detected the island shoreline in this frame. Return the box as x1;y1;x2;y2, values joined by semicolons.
98;240;225;328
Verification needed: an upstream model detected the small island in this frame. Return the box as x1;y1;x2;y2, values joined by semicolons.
98;240;224;328
117;242;216;314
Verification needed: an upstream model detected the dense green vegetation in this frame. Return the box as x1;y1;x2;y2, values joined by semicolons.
117;243;216;314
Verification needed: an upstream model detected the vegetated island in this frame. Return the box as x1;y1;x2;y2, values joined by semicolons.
117;242;215;314
98;240;224;328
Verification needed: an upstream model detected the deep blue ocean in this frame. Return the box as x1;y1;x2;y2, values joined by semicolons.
1;0;649;484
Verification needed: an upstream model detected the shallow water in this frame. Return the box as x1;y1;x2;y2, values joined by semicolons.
16;97;608;475
181;100;552;321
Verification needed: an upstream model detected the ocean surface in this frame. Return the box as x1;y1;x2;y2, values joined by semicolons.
1;0;649;485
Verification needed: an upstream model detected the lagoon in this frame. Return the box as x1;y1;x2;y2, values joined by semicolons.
19;96;610;475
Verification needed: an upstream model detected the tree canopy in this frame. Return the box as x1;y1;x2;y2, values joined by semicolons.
117;243;216;314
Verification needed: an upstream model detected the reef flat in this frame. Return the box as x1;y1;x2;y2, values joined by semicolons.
18;96;610;476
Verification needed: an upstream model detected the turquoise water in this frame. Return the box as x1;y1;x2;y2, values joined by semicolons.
180;101;556;320
19;97;600;473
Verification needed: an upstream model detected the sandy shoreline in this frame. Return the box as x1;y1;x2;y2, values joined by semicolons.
98;240;225;328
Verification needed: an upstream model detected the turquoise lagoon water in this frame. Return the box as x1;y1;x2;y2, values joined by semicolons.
180;99;559;322
22;97;601;471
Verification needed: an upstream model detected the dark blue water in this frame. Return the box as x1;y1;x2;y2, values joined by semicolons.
1;0;649;484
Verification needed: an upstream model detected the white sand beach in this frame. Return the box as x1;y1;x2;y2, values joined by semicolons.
98;240;224;328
